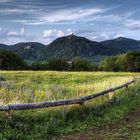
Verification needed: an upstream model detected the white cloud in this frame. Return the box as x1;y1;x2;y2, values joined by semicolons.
0;0;13;2
9;8;135;25
43;28;77;39
101;33;109;39
7;28;26;37
11;7;106;25
91;36;97;41
0;27;26;39
8;31;18;36
20;27;25;36
43;29;65;38
40;8;105;23
0;27;37;45
9;6;134;26
91;33;124;41
125;19;140;30
66;28;76;35
10;7;134;26
43;28;77;44
0;8;38;15
114;34;124;38
91;33;109;41
88;14;121;23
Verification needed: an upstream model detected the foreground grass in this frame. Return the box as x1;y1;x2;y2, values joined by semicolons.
111;121;140;139
0;71;140;139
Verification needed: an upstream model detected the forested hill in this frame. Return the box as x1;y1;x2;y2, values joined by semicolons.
38;34;116;60
0;35;140;62
101;37;140;53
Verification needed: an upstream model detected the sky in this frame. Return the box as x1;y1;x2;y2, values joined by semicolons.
0;0;140;45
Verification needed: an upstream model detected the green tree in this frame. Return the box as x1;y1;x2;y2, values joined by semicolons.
99;51;140;72
116;51;140;72
99;56;119;71
47;58;69;71
71;57;93;71
0;49;27;70
31;62;48;70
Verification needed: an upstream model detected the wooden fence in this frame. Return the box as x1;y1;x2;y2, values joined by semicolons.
0;78;139;112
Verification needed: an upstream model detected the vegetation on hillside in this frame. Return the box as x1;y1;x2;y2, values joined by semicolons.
101;37;140;53
0;49;27;70
1;35;140;62
0;48;140;72
99;51;140;72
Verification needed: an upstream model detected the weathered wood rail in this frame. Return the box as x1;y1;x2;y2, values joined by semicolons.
0;78;139;111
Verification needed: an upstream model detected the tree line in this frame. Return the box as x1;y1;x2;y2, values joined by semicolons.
0;49;27;70
99;51;140;72
0;48;140;72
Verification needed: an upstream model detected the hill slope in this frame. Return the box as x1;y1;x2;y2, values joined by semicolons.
0;35;140;62
0;44;9;49
101;37;140;53
9;42;45;60
39;34;116;60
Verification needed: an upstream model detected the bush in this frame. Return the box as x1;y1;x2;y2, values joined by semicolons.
99;51;140;72
31;62;47;70
99;56;119;71
0;49;28;70
116;51;140;72
47;58;69;71
71;57;95;71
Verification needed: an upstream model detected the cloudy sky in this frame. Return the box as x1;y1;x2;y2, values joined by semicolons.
0;0;140;45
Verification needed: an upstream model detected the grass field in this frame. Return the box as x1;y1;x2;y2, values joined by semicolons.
0;71;140;139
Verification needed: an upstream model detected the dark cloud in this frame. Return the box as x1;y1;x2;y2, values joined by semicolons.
0;0;140;44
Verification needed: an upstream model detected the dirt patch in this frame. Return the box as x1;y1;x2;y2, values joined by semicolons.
58;106;140;140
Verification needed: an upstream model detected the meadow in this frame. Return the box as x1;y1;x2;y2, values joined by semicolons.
0;71;139;104
0;71;140;139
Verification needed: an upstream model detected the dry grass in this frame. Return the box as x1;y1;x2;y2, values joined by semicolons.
0;71;139;104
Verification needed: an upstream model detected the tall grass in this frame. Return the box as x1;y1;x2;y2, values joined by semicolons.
0;71;139;104
0;71;140;139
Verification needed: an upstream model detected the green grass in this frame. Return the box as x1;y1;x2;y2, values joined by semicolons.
0;71;140;139
0;71;139;104
129;121;140;139
96;111;140;140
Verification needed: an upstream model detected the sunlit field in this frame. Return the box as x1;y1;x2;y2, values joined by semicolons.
0;71;139;104
0;71;140;139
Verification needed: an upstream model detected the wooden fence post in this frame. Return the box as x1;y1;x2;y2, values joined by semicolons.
79;97;85;106
5;110;12;119
31;90;35;102
126;85;128;91
108;91;113;100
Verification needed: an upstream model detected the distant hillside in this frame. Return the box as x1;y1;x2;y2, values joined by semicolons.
101;37;140;53
39;34;116;60
9;42;45;60
0;35;140;62
0;44;9;49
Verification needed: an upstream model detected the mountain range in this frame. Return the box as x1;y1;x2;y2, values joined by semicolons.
0;34;140;62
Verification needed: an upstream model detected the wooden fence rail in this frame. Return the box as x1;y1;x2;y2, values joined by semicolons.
0;78;139;111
